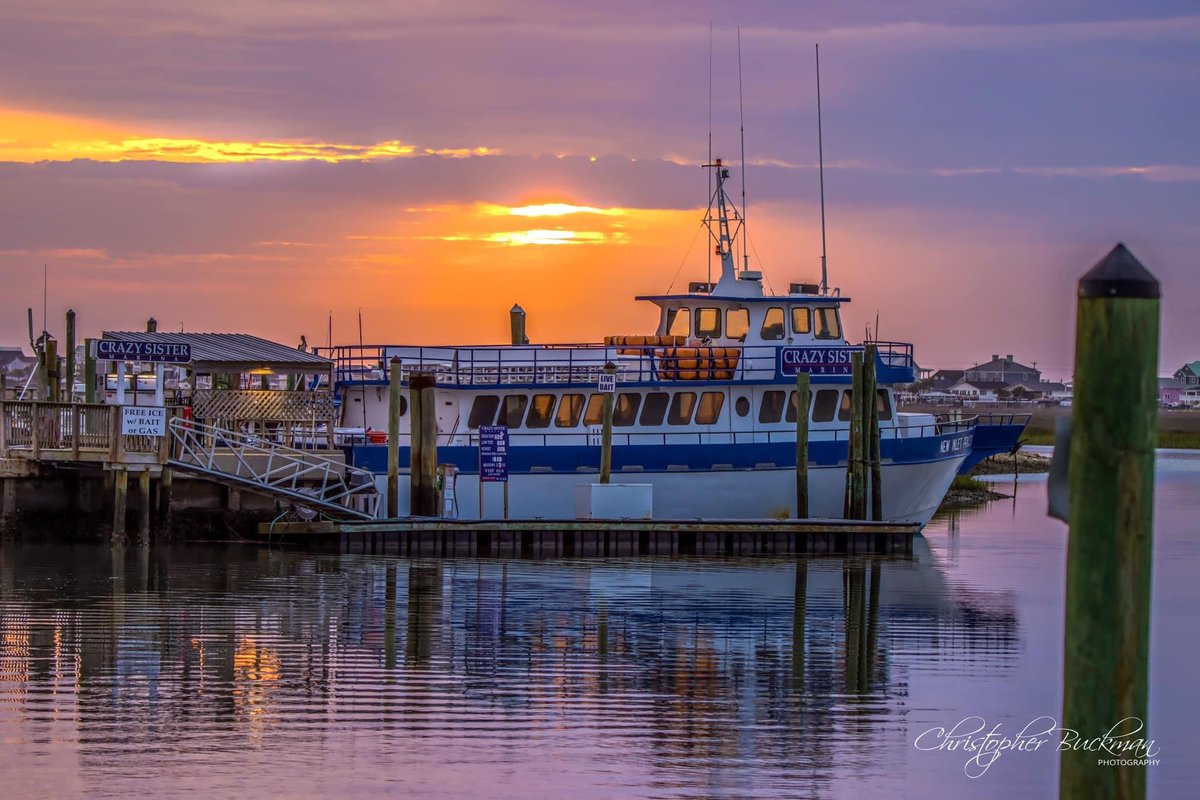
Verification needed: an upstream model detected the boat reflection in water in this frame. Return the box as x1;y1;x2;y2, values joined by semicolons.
0;544;1018;797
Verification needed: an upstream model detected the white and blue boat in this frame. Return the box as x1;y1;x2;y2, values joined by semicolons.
323;160;1025;525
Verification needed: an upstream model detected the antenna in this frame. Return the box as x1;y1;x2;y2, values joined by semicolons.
706;22;713;288
42;263;48;336
327;311;332;350
26;308;34;350
737;27;749;274
816;43;829;296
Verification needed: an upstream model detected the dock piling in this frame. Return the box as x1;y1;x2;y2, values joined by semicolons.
1060;243;1160;800
83;339;96;403
137;469;151;545
863;344;882;520
599;361;615;485
65;310;76;401
845;353;866;519
387;357;401;518
112;468;128;543
409;372;439;516
795;371;810;518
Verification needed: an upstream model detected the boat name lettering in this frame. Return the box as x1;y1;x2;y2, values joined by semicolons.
940;434;973;453
778;347;863;376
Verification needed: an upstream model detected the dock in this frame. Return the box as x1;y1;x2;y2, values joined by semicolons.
260;517;920;557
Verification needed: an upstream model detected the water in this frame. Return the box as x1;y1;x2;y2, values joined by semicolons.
1;455;1196;799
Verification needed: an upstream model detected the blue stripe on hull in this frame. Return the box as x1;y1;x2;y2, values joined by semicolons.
347;429;973;475
957;422;1025;473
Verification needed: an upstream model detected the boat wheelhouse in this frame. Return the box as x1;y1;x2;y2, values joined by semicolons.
321;161;1024;524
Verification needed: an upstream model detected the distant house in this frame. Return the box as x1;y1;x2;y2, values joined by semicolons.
964;354;1041;385
1007;381;1070;402
929;369;965;392
948;379;1009;403
0;346;36;390
1159;378;1187;406
1174;362;1200;386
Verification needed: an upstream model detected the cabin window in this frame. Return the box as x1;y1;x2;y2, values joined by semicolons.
696;391;724;424
526;394;556;428
815;307;841;340
668;392;696;425
695;307;722;338
812;389;839;422
761;307;785;340
876;390;893;421
666;307;690;338
640;392;670;426
498;395;527;427
726;308;749;341
614;393;641;426
786;390;801;423
791;307;812;335
584;394;604;426
734;396;750;417
556;393;585;427
394;396;408;417
838;390;853;421
467;395;500;429
759;390;785;423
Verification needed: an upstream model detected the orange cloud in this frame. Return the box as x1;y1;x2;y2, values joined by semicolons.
0;107;492;163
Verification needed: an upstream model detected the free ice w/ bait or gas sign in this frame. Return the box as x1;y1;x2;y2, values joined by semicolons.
122;406;166;437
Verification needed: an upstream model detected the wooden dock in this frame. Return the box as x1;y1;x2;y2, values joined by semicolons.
259;517;920;558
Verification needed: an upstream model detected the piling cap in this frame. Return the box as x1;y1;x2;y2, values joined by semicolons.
1079;243;1160;299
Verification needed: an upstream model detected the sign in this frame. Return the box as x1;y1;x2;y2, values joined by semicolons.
478;425;509;482
597;372;616;394
97;339;192;364
122;406;167;437
778;346;864;377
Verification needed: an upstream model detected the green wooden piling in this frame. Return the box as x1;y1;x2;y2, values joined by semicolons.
1060;243;1159;800
84;339;97;404
387;357;402;518
409;372;438;516
599;362;616;485
44;338;59;402
845;353;866;519
65;310;76;401
795;371;811;518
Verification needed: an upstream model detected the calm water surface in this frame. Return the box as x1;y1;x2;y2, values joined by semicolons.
1;454;1196;799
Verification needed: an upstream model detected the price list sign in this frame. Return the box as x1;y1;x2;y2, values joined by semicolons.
479;425;509;483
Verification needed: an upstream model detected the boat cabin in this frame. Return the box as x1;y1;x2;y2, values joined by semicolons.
636;292;847;348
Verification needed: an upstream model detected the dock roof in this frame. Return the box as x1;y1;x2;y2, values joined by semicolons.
101;332;332;374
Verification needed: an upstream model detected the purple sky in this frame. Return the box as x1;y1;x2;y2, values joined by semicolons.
0;1;1196;377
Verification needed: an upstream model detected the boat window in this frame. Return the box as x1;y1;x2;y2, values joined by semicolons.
786;391;800;423
666;307;690;338
696;391;724;424
640;392;669;425
467;395;500;429
695;307;721;338
526;394;556;428
584;394;604;426
792;307;812;335
497;395;527;428
877;390;893;421
812;389;839;422
760;307;785;340
838;390;853;421
556;394;585;427
760;390;785;423
668;392;696;425
613;393;641;426
726;308;749;341
815;307;841;340
735;396;750;417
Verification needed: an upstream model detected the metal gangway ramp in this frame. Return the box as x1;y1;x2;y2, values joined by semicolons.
168;418;379;521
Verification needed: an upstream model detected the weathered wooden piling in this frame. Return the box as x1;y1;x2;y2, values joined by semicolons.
44;338;60;402
509;304;527;345
409;372;439;516
83;338;97;403
65;310;76;401
112;468;128;542
844;353;866;519
1060;244;1159;800
599;361;616;485
157;468;173;532
387;357;402;518
863;344;882;520
795;371;810;518
137;469;151;545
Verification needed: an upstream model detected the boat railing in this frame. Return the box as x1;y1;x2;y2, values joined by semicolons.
318;341;915;388
972;413;1032;427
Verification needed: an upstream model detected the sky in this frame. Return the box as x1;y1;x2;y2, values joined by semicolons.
0;1;1196;378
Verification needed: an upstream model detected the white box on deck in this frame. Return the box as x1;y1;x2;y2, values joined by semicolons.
574;484;653;520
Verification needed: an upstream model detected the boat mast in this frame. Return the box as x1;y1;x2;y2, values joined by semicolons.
816;43;829;296
702;159;741;285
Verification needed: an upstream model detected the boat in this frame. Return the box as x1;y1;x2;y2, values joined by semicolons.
319;158;1026;525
